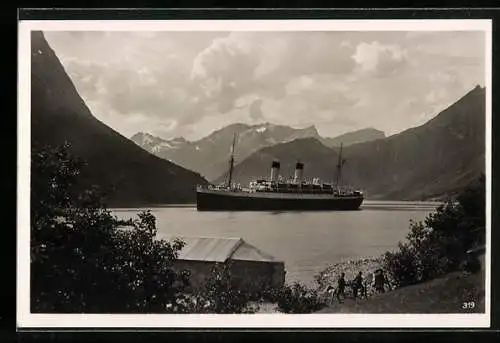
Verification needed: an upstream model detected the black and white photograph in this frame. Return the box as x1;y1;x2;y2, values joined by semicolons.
17;17;491;328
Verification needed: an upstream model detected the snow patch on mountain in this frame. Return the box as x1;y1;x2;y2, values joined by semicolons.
141;134;154;145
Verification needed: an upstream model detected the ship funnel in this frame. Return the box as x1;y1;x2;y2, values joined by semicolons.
294;161;304;184
270;160;280;182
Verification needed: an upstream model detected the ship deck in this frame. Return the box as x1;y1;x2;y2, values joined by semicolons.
197;188;363;200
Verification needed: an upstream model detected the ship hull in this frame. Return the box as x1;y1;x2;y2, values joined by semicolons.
196;189;364;211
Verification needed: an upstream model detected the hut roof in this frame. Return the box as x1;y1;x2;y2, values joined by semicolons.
167;236;281;263
231;241;278;262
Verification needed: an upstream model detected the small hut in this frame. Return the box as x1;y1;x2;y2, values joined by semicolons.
169;236;285;295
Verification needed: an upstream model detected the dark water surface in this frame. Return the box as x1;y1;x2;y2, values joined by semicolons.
112;200;440;286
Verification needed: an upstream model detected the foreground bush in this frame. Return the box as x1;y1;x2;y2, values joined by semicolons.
31;143;253;313
382;242;420;287
270;282;326;313
383;175;485;287
196;263;259;313
160;263;259;314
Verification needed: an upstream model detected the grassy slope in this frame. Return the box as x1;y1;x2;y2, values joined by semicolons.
318;270;485;314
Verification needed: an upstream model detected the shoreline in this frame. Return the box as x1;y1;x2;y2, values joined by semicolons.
313;256;388;293
108;199;444;211
253;255;388;313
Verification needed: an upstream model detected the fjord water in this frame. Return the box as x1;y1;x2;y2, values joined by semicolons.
112;200;439;286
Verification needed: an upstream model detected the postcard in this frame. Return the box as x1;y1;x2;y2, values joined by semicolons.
17;15;492;329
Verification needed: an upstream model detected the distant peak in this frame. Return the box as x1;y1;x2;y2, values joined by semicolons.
453;84;486;106
31;31;46;44
252;121;272;128
288;136;323;145
130;132;146;139
32;30;45;39
130;132;170;143
301;124;320;136
225;122;251;131
469;84;485;95
360;127;385;134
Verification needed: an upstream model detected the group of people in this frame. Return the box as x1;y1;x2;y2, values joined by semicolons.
326;269;389;304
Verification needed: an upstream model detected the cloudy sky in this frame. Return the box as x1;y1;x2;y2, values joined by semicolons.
44;30;485;141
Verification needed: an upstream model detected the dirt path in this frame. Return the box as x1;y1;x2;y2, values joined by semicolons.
318;271;485;314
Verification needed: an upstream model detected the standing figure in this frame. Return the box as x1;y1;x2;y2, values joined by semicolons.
352;271;364;299
326;286;335;305
337;272;346;303
364;272;373;298
374;269;387;293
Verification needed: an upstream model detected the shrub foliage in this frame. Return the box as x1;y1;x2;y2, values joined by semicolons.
383;175;485;287
270;282;326;313
31;143;485;312
30;143;255;313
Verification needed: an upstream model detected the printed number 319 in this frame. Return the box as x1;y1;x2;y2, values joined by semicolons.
462;301;475;309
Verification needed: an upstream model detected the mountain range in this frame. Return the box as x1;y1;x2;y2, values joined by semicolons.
215;85;486;201
31;30;486;204
31;31;208;206
320;127;385;148
131;124;385;181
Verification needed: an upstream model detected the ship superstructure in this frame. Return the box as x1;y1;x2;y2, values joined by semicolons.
196;134;364;211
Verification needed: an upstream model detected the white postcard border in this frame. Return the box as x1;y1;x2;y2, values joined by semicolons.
17;18;493;329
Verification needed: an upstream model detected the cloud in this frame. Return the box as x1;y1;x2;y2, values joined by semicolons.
248;99;264;121
190;31;358;115
285;75;315;95
44;30;486;140
352;41;408;75
190;32;261;114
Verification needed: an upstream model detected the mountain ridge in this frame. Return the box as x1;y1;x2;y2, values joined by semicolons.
130;122;324;180
215;85;485;200
131;124;385;180
320;127;385;148
31;31;208;206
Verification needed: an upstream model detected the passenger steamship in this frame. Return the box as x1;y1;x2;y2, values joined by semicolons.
196;134;364;211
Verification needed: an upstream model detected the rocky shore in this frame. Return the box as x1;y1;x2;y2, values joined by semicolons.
313;256;394;297
253;256;394;313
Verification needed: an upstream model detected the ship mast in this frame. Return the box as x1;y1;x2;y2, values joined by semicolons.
227;133;237;189
335;142;343;190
